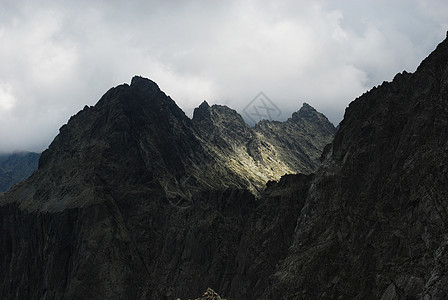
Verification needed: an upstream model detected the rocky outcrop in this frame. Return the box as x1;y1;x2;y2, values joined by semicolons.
266;35;448;299
193;288;224;300
0;152;39;192
254;103;336;174
192;101;335;194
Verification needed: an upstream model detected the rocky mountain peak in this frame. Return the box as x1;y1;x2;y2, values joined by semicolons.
290;102;333;128
193;102;247;127
198;100;210;109
293;102;315;116
192;103;252;149
415;34;448;76
209;104;249;129
7;77;336;210
130;75;160;90
92;75;183;123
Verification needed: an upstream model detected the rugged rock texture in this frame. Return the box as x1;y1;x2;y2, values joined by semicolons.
192;288;225;300
254;103;336;174
230;174;313;299
0;152;40;192
192;101;334;194
0;76;331;299
266;35;448;299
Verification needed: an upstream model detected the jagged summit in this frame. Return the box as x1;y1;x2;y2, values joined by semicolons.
94;76;181;119
415;33;448;75
192;101;246;125
193;103;248;129
192;100;212;124
130;75;160;89
290;102;331;125
291;102;317;119
191;100;335;191
199;99;210;107
3;76;335;211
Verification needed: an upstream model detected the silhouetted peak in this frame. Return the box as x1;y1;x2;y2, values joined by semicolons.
414;33;448;76
299;102;316;113
199;100;210;108
192;100;212;123
130;76;161;92
95;76;163;109
193;102;246;126
291;102;318;121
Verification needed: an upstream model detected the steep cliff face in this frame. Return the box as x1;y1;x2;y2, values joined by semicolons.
267;36;448;299
0;76;333;299
254;103;336;174
0;173;311;299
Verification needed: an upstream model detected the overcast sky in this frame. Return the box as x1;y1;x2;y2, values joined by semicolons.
0;0;447;153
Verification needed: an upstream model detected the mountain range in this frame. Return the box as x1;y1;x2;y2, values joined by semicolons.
1;34;448;299
0;73;334;299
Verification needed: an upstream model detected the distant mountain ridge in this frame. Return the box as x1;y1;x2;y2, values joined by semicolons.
0;152;40;192
192;100;335;193
8;76;334;211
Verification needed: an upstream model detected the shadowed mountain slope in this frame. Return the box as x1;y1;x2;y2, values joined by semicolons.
266;34;448;299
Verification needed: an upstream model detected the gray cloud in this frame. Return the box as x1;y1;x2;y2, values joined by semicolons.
0;0;447;153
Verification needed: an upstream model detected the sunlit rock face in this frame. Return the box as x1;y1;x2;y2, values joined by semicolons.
192;100;335;194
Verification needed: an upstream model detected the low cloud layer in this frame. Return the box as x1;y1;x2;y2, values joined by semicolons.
0;0;447;153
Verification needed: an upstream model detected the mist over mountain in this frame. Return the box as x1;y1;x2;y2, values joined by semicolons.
1;34;448;300
0;152;39;192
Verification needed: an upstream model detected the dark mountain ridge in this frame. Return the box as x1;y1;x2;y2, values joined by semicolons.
265;34;448;299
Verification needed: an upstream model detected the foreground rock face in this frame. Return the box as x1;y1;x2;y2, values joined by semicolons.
0;174;311;299
193;288;224;300
266;36;448;299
